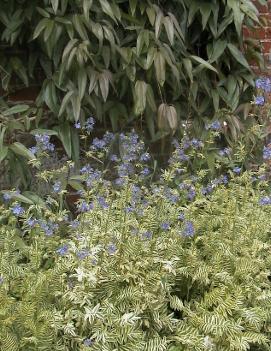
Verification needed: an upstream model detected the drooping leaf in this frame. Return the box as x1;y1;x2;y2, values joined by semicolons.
10;142;36;160
227;44;250;69
1;104;29;116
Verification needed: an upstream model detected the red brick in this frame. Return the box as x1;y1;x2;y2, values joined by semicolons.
260;40;271;53
244;26;266;39
254;3;268;13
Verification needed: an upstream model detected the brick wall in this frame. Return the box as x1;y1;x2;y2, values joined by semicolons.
243;0;271;74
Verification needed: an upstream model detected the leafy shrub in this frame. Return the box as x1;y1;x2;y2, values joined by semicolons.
0;0;265;139
1;133;271;350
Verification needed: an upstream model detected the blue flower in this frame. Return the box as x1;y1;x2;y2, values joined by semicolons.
140;153;151;162
219;148;230;157
74;121;81;129
115;177;126;187
142;231;152;240
83;338;93;347
11;204;24;216
39;220;59;236
3;193;11;201
263;146;271;161
110;154;118;162
182;221;195;237
201;185;213;196
255;77;271;92
141;168;150;177
255;96;265;106
178;213;185;221
191;138;203;149
233;167;241;174
259;196;271;205
26;218;38;227
85;117;95;132
91;137;106;150
56;244;69;256
0;276;4;285
97;196;109;209
161;222;170;231
187;188;196;201
53;181;62;193
34;134;55;152
77;201;93;213
107;243;117;255
258;174;267;181
29;146;38;155
77;249;90;260
207;120;221;131
256;78;265;89
70;220;80;228
125;206;134;213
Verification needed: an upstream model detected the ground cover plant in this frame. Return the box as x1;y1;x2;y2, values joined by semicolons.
1;129;271;351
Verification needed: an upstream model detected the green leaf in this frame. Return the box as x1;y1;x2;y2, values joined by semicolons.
51;0;59;13
134;80;147;115
227;44;250;69
71;127;80;162
154;51;166;86
0;146;8;162
163;16;174;45
78;68;87;100
44;20;55;41
33;18;49;39
209;40;227;63
129;0;137;16
99;72;110;102
183;58;193;82
228;0;243;36
1;104;29;116
99;0;117;22
200;3;212;29
146;84;157;112
30;128;58;136
190;55;218;73
58;123;72;158
59;90;74;116
22;191;47;209
10;142;36;160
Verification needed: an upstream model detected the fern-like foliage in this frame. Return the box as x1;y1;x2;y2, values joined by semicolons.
1;172;271;350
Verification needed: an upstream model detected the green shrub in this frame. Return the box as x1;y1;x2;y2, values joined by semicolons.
0;0;265;139
1;162;271;350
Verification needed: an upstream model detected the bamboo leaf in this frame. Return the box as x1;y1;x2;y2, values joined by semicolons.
2;104;29;116
227;44;250;69
154;51;166;86
190;55;218;73
134;80;147;115
10;142;36;160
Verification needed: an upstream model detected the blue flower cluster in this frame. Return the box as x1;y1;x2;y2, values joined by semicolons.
259;196;271;205
206;120;221;131
219;148;231;157
255;77;271;92
263;146;271;161
74;117;95;133
182;221;195;237
26;217;59;236
255;77;271;106
11;204;24;216
80;165;102;188
29;134;55;155
90;131;114;151
202;175;228;196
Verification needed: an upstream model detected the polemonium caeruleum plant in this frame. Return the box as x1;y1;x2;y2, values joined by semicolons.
1;130;271;351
